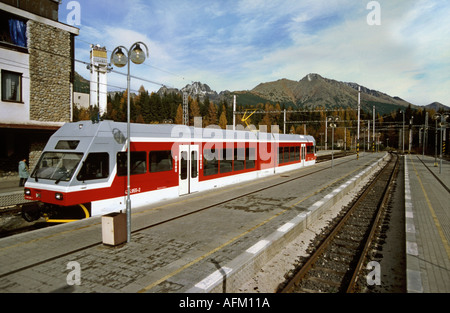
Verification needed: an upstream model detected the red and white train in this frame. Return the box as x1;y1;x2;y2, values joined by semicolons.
23;120;316;222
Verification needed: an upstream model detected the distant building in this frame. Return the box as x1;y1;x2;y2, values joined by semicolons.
73;92;90;109
89;44;108;116
0;0;79;176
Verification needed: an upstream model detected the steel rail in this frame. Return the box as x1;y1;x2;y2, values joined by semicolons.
346;154;399;292
279;153;394;293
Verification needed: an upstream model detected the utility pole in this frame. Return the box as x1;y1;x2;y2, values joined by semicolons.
373;106;375;153
183;92;189;126
357;86;360;160
233;95;236;131
423;112;428;158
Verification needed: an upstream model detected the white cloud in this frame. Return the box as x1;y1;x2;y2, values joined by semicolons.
70;0;449;106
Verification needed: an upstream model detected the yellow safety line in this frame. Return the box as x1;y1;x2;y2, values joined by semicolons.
45;219;79;223
410;155;450;260
138;156;370;293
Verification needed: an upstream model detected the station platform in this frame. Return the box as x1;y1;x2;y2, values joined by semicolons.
0;152;390;293
0;179;28;208
404;154;450;293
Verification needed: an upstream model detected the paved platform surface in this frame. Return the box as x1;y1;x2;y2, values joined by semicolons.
404;154;450;293
0;152;390;293
0;179;29;208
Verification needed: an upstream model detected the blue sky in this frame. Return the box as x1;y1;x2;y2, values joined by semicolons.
59;0;450;106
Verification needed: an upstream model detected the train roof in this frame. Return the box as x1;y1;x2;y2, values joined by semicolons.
55;120;316;144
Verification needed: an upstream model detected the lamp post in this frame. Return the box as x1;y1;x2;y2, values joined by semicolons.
110;42;149;243
437;114;450;174
400;110;405;154
357;86;360;160
433;113;441;167
409;116;414;154
328;116;339;168
362;127;367;152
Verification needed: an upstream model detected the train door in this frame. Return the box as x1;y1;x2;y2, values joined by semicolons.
301;144;306;167
179;145;199;196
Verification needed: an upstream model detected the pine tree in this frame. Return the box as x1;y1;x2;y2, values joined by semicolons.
219;106;227;129
205;101;218;127
189;97;201;126
175;104;183;125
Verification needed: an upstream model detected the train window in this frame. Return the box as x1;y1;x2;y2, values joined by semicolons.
284;147;290;163
278;147;284;164
32;152;83;182
77;153;109;181
245;148;255;169
307;145;315;154
55;140;80;150
191;151;198;179
290;147;296;161
234;149;245;171
294;146;300;161
117;152;147;176
149;151;173;173
180;151;188;180
220;149;233;174
203;148;219;176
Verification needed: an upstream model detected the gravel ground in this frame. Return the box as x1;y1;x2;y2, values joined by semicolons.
238;159;388;293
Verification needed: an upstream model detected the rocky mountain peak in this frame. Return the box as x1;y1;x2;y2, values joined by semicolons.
301;73;324;82
181;82;217;99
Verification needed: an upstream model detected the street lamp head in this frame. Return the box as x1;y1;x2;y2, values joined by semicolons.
130;42;149;65
111;47;128;68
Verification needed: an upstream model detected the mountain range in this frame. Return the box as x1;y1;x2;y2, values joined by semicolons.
75;72;449;115
157;73;448;115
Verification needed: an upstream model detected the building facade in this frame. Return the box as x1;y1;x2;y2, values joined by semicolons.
0;0;79;178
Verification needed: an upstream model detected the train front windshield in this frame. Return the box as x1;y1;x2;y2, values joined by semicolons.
32;152;83;183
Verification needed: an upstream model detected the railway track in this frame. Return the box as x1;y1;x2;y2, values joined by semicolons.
278;153;399;293
316;151;354;163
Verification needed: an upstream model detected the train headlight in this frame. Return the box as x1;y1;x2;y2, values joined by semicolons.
24;189;31;196
55;193;64;200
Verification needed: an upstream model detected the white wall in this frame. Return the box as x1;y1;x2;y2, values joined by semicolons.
0;48;30;124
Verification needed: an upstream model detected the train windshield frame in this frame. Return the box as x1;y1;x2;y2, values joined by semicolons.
31;152;83;183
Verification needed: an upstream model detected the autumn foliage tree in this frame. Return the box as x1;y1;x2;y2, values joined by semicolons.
73;86;449;156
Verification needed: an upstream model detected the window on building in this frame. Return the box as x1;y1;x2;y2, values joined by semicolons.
0;11;27;48
1;70;22;102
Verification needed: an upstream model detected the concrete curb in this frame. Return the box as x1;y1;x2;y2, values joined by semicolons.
404;156;423;293
187;153;389;293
